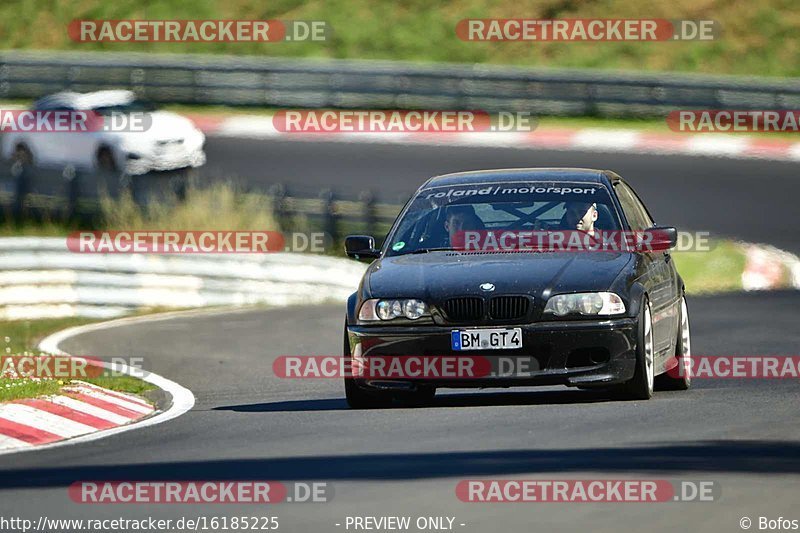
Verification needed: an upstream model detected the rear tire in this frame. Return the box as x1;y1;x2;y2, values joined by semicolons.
343;325;392;409
616;298;654;400
97;147;118;172
12;144;33;169
655;296;691;391
400;385;436;407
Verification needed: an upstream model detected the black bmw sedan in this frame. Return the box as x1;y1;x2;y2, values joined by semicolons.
343;168;691;408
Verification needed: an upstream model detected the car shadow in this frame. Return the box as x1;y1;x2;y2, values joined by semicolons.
213;388;624;413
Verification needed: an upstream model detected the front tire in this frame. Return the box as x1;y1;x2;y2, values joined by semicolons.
12;144;33;169
97;147;118;173
343;325;392;409
616;298;655;400
656;296;691;391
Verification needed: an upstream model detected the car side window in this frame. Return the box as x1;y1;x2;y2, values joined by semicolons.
34;101;74;112
614;182;651;231
624;182;655;228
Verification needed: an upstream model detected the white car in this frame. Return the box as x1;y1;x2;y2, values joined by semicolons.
1;90;206;175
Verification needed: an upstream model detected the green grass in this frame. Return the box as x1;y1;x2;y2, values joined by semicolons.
0;221;84;237
0;317;156;402
1;317;97;353
1;0;799;77
100;183;279;232
672;240;748;294
82;375;156;395
0;380;64;403
0;181;281;236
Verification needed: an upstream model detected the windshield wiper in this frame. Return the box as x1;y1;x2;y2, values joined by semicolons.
406;247;455;254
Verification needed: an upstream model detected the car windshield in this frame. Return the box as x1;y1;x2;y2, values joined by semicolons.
93;100;157;115
385;181;622;256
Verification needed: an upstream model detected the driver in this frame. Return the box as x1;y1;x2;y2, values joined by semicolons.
562;202;598;236
444;205;483;247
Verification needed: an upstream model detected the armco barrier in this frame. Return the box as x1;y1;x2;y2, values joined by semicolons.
0;237;366;320
2;50;799;117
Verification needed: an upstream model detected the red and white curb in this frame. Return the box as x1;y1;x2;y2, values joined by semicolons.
742;244;800;291
0;312;197;455
188;113;800;162
0;381;154;451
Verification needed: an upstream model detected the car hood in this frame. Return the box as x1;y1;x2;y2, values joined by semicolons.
108;111;203;146
366;251;633;300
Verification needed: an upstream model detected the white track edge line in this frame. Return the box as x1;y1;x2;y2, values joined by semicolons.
0;309;209;456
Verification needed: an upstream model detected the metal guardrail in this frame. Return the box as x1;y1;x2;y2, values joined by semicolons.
0;237;366;320
1;50;799;117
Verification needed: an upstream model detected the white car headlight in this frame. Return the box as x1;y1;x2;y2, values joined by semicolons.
359;299;429;321
544;292;626;317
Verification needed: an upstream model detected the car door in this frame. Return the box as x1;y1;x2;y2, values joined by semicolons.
624;181;682;356
29;102;73;167
614;180;678;359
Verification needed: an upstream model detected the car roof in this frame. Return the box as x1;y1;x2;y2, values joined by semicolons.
420;168;616;190
34;90;136;110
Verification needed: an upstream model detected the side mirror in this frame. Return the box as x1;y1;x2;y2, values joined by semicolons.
345;235;380;259
638;226;678;252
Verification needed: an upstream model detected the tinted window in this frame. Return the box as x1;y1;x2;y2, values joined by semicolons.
386;182;621;255
34;102;74;112
93;100;156;115
614;182;652;230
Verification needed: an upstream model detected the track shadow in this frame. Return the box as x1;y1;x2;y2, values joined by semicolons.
213;388;618;413
1;440;798;490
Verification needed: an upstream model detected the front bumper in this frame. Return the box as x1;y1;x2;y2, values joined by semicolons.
124;148;206;175
346;318;638;391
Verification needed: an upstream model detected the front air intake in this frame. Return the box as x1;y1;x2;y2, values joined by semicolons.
489;296;530;320
443;297;484;322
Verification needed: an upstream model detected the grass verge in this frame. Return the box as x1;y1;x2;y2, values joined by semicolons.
0;317;156;402
100;182;279;231
1;0;799;77
672;241;748;294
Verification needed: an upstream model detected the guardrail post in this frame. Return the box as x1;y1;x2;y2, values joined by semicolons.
269;183;287;229
118;173;135;203
63;165;79;223
171;173;187;202
320;189;338;244
360;190;376;236
12;163;30;225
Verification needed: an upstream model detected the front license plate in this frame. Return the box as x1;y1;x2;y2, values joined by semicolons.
451;328;522;351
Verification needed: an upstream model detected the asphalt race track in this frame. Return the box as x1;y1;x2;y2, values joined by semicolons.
201;138;800;253
1;138;798;532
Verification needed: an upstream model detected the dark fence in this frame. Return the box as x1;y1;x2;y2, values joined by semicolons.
2;51;800;117
0;165;401;243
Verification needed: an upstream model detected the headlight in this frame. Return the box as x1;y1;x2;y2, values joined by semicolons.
359;299;429;321
544;292;625;316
